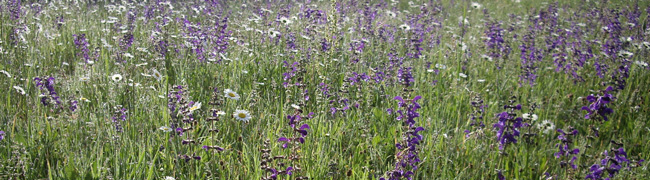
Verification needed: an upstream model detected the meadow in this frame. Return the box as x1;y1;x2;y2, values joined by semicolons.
0;0;649;179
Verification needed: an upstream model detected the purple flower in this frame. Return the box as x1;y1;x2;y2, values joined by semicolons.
581;86;615;121
0;131;5;141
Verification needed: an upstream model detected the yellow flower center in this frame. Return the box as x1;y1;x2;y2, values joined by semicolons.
228;93;236;97
238;113;247;118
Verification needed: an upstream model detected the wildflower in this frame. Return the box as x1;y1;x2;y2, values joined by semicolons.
163;176;175;180
386;11;396;18
159;126;172;132
268;30;281;38
152;69;163;81
291;104;301;109
399;24;411;31
189;102;201;113
279;17;292;25
634;61;648;67
215;111;226;116
522;113;538;121
111;74;123;82
13;86;25;95
435;63;447;69
79;76;90;82
0;70;11;78
537;120;555;134
224;89;240;100
0;131;4;141
233;110;251;122
471;2;482;9
459;73;468;78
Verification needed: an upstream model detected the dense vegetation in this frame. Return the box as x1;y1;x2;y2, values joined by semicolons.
0;0;649;179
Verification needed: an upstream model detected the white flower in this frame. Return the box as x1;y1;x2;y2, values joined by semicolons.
634;61;648;67
427;69;435;73
163;176;176;180
279;17;292;25
481;54;493;61
159;126;172;132
268;30;281;38
477;79;486;82
111;74;123;82
224;89;240;100
0;70;10;78
471;2;482;9
386;11;396;18
399;24;411;31
459;73;468;78
291;104;301;109
189;102;201;113
13;86;26;95
522;113;538;121
537;120;555;134
233;110;252;122
435;63;447;69
79;76;90;82
152;69;163;81
79;97;91;103
215;111;226;116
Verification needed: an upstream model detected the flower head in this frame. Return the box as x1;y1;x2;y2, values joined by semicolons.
189;102;201;113
111;74;123;82
13;86;25;95
537;120;555;134
399;24;411;31
152;69;163;81
159;126;172;132
233;110;251;122
224;89;240;100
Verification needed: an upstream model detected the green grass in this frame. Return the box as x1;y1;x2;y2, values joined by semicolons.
0;0;649;179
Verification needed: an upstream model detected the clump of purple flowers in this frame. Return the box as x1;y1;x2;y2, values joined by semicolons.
493;97;523;151
73;34;97;65
111;105;127;133
34;77;62;108
554;126;579;170
465;95;486;138
586;148;643;180
581;86;615;122
381;96;424;180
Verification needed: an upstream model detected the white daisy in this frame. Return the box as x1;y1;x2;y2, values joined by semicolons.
189;102;201;113
279;17;292;25
435;63;447;69
537;120;555;134
522;113;538;121
79;97;91;103
471;2;482;9
386;11;396;18
224;89;240;100
159;126;172;132
111;74;123;82
152;69;163;81
634;61;648;67
399;24;411;31
233;110;252;122
79;76;90;82
13;86;26;95
0;70;10;78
